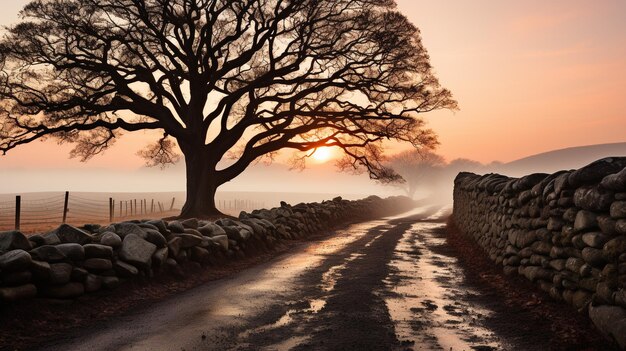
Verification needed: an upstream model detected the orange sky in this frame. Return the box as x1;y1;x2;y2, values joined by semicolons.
396;0;626;163
0;1;625;192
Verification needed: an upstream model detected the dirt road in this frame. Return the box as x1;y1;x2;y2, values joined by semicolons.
36;207;556;351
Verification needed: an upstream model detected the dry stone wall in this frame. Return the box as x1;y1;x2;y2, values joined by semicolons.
453;157;626;348
0;195;412;302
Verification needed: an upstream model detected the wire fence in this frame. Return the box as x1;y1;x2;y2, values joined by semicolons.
0;192;265;232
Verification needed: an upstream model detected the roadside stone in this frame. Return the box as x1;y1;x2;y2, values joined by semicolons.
167;221;185;233
547;218;564;231
100;232;122;247
30;260;51;281
616;290;626;309
224;226;250;242
84;274;103;292
42;282;84;299
0;284;37;301
167;237;182;257
0;250;32;272
601;167;626;190
574;186;614;211
566;257;585;273
29;245;66;262
597;216;618;235
589;304;626;349
198;223;226;237
521;266;553;282
183;228;203;237
595;282;614;303
41;233;62;245
210;235;229;250
181;218;199;229
102;276;120;289
2;271;32;285
83;258;113;271
604;236;626;261
114;222;147;238
574;210;598;232
176;249;188;262
71;267;89;281
572;290;592;310
582;247;606;266
137;223;160;232
113;260;139;278
84;244;113;258
49;263;73;285
581;232;609;248
190;246;211;264
119;234;156;269
549;259;566;271
152;247;168;267
616;220;626;235
175;234;203;248
50;224;94;245
215;218;236;227
143;229;167;248
146;220;168;234
0;231;32;251
28;235;46;248
610;201;626;218
568;157;626;187
56;243;85;261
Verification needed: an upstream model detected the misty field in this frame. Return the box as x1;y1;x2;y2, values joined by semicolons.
0;191;368;233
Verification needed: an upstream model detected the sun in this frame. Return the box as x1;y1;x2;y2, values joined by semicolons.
311;147;333;162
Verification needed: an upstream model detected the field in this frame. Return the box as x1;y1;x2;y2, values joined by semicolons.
0;191;368;233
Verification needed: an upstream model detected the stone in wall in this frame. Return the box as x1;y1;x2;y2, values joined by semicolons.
0;195;413;306
453;157;626;349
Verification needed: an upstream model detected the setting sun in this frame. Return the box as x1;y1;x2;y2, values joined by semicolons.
311;147;333;162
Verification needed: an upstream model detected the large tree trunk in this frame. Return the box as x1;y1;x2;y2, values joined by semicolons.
178;149;223;219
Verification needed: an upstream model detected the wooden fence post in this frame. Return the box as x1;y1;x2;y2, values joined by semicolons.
170;197;175;211
15;195;21;230
62;191;69;224
109;198;114;222
119;200;122;217
151;199;154;213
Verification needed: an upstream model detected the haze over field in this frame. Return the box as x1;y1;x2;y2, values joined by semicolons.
0;0;625;196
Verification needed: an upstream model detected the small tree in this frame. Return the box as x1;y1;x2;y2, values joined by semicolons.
0;0;456;217
383;149;446;198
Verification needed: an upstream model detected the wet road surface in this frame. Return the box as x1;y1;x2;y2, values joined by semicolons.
38;207;544;351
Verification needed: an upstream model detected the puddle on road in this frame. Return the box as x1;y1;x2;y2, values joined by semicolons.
320;252;366;292
232;219;397;350
385;222;501;351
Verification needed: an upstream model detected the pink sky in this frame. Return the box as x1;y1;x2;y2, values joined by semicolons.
0;1;625;192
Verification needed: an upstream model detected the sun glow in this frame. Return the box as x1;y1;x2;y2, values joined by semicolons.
311;147;333;162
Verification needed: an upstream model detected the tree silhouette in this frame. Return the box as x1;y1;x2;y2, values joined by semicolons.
383;149;446;199
0;0;456;218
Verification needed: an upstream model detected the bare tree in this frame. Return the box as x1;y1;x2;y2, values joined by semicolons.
383;149;446;198
0;0;456;218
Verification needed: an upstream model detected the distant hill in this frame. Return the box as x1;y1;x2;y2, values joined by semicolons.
493;142;626;177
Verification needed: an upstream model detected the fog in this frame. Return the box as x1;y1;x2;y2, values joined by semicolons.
2;142;625;210
379;142;626;207
0;160;398;200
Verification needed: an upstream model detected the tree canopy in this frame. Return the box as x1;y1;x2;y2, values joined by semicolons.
0;0;457;217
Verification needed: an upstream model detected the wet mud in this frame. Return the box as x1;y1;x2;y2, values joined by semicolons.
33;206;600;350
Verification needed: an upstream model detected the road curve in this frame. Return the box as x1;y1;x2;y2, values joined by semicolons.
36;206;546;351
